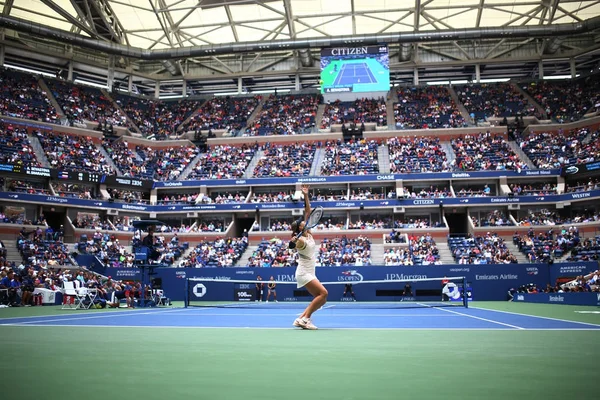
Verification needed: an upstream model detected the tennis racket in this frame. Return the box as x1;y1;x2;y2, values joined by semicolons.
289;206;324;249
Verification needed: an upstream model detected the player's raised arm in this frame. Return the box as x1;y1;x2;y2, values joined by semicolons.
301;184;311;220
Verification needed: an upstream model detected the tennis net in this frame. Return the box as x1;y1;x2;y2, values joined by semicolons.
185;276;471;309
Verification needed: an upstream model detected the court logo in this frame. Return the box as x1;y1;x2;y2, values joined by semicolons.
339;270;363;282
442;282;461;300
193;283;206;298
526;267;539;276
565;166;579;175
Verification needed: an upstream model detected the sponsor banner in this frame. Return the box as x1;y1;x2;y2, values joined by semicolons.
3;190;600;213
98;263;600;302
233;289;254;301
550;262;599;283
562;160;600;177
513;292;600;306
152;169;562;188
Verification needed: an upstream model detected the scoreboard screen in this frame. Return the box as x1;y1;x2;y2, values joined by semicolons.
320;45;390;94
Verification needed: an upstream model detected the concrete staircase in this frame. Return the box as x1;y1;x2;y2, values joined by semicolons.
441;141;456;167
511;82;547;119
38;77;67;123
178;151;205;181
241;97;266;135
101;89;142;135
370;243;385;265
235;245;258;267
582;130;597;144
508;141;536;169
377;144;390;173
243;150;264;179
386;96;396;128
434;241;456;265
177;98;208;133
504;240;530;264
315;103;326;130
447;85;473;125
309;148;326;176
28;134;51;168
97;143;123;176
2;240;23;264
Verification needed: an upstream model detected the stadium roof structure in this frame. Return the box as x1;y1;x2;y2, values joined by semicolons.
1;0;600;95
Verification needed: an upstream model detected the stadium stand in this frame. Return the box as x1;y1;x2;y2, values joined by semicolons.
0;125;40;167
388;136;451;173
454;83;539;121
182;95;261;135
187;144;256;180
449;233;518;264
320;97;387;128
0;68;58;124
451;132;528;171
245;94;319;136
321;139;379;176
394;86;465;129
36;131;113;174
253;142;317;177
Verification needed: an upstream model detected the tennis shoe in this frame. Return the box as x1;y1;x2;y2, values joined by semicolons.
293;318;304;328
302;318;318;330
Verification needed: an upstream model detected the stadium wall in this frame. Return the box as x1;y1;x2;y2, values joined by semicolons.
103;262;599;302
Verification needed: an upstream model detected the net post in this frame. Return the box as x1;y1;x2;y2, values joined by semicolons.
184;278;189;308
462;276;468;308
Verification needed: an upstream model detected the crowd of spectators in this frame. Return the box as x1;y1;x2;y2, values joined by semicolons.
514;227;580;263
394;86;465;129
0;68;58;124
104;140;199;181
522;77;600;123
449;233;518;264
348;218;390;230
108;188;148;204
408;233;441;265
187;144;256;180
250;191;294;203
0;125;40;167
269;219;294;232
52;183;94;199
472;210;513;227
45;78;126;126
566;178;600;193
455;83;538;121
515;209;568;226
451;133;528;171
317;236;371;266
321;139;379;176
383;248;413;266
197;192;247;204
565;236;600;262
387;136;450;173
518;128;597;169
17;229;72;269
37;132;113;174
510;182;558;196
6;180;48;195
455;185;493;197
253;142;317;177
116;95;201;139
177;237;247;268
320;98;387;128
246;238;298;267
245;94;319;136
348;188;391;200
182;95;261;135
401;185;452;199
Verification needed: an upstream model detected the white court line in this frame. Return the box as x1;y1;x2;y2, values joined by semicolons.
425;304;525;330
0;307;177;322
2;324;598;331
471;306;600;328
178;313;462;317
295;304;336;316
0;308;185;325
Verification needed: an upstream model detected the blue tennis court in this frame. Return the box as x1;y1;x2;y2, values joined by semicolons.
2;304;599;330
333;62;377;86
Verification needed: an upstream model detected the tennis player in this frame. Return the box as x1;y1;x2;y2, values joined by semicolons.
290;184;328;330
266;276;277;302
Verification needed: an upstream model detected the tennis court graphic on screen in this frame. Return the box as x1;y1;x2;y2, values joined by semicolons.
320;45;390;94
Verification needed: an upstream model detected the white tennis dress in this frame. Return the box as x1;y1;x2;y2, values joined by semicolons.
295;234;317;288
